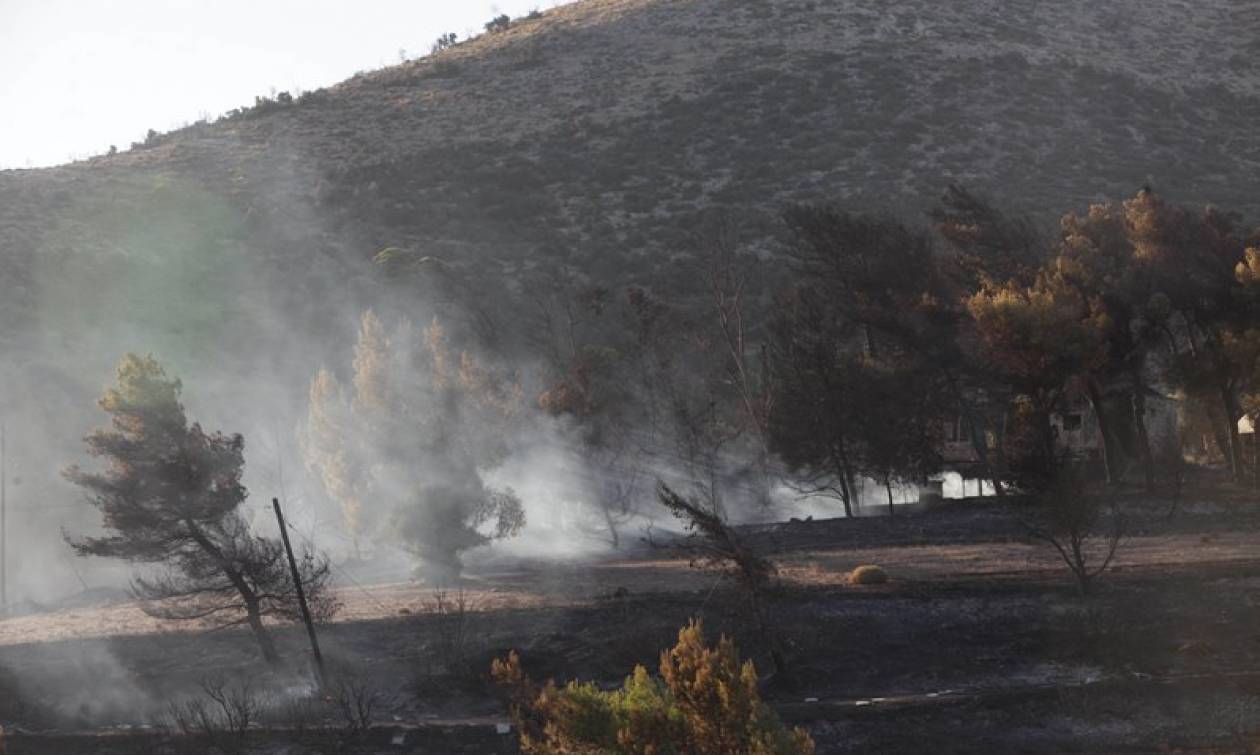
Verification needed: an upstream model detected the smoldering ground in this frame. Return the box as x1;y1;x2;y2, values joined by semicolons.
0;158;787;734
0;121;940;746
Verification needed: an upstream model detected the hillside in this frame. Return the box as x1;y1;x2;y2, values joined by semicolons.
0;0;1257;583
7;6;1260;748
2;0;1258;364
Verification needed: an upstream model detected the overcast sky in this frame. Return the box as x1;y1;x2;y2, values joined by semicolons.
0;0;564;169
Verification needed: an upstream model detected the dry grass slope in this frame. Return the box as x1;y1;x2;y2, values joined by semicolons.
0;0;1256;408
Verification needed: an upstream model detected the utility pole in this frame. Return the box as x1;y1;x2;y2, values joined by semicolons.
272;497;324;685
2;421;7;612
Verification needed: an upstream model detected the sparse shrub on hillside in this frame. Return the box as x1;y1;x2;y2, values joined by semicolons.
512;38;547;70
428;58;462;79
493;620;815;755
250;93;293;116
221;91;296;120
295;88;328;106
484;14;511;33
130;128;162;150
431;32;458;54
526;8;544;20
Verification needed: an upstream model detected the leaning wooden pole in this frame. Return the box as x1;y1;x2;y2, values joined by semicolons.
1;421;7;612
272;497;325;685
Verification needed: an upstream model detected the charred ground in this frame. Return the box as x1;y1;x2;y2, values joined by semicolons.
6;488;1260;753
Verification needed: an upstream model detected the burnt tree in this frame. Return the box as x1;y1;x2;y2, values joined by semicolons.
66;354;335;663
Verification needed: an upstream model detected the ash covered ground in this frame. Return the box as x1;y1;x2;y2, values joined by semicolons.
6;491;1260;753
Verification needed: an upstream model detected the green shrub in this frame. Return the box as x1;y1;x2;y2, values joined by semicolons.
131;128;162;150
431;32;458;54
485;14;511;33
492;620;814;755
849;564;888;585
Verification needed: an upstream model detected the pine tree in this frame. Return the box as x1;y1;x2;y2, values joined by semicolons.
1124;190;1250;480
303;312;525;582
301;368;368;556
66;354;334;663
966;281;1105;488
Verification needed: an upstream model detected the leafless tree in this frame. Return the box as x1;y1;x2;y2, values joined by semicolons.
529;268;648;546
698;214;774;485
132;514;337;656
165;675;263;755
1023;470;1123;598
332;674;385;736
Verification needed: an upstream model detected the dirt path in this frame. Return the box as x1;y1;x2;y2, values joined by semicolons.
4;524;1259;648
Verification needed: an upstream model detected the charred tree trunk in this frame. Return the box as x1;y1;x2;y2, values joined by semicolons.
885;479;895;518
244;596;280;665
828;441;855;518
1220;381;1243;481
839;441;859;517
1204;400;1233;470
1085;380;1118;486
966;412;1005;497
1038;395;1061;483
944;369;1004;497
185;522;282;665
222;564;281;665
1131;384;1155;492
749;588;787;679
602;502;621;549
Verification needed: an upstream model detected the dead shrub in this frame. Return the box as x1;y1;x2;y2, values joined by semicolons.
432;588;476;671
848;564;888;585
414;588;489;696
258;692;322;743
0;667;48;728
331;674;383;737
656;482;785;675
1022;468;1123;598
164;675;262;755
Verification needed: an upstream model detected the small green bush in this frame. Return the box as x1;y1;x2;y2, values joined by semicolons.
431;32;458;54
493;620;814;755
485;14;511;33
849;564;888;585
